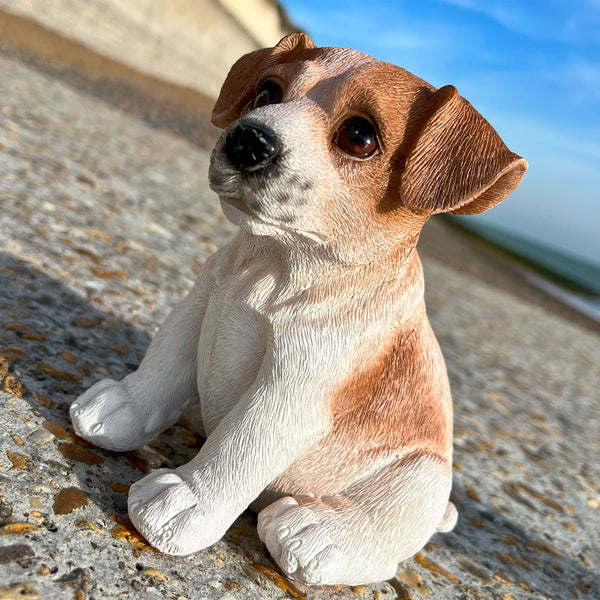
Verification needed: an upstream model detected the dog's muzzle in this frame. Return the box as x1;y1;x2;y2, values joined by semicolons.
224;122;279;172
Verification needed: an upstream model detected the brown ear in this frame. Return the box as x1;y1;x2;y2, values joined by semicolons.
211;33;315;129
400;85;527;215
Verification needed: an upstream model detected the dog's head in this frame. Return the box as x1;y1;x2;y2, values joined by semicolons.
209;33;527;262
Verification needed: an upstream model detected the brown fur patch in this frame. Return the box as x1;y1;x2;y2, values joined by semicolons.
330;308;452;461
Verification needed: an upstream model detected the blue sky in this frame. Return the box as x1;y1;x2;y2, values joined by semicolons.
282;0;600;265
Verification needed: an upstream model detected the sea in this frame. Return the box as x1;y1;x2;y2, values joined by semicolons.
448;218;600;324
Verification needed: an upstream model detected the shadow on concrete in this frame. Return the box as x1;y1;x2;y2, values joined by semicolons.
0;252;201;521
0;251;286;598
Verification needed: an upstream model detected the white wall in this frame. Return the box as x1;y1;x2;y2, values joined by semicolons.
0;0;294;98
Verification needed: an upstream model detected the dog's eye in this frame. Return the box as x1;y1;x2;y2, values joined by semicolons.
252;81;284;110
333;117;378;158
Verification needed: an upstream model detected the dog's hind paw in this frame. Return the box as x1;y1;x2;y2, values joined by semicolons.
258;497;397;585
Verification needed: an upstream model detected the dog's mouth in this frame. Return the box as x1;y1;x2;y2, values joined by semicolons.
219;195;328;244
220;196;255;217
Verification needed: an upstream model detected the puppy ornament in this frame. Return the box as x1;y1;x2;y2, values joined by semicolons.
71;33;526;586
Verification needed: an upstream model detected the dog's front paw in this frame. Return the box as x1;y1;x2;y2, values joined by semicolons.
258;497;376;585
70;379;177;451
128;469;223;555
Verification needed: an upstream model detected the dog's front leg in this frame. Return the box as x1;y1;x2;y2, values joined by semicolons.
70;264;214;451
128;349;331;555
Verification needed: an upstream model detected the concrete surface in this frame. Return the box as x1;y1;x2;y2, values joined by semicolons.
0;47;599;600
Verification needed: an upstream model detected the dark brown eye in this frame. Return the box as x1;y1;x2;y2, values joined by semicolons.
333;117;378;158
252;80;284;109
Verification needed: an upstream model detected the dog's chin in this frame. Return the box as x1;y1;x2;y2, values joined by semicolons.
219;197;328;245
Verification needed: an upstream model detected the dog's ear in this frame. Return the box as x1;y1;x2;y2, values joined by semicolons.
400;85;527;215
211;33;315;129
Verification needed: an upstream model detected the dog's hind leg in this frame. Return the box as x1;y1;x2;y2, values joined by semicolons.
70;267;213;451
258;450;455;585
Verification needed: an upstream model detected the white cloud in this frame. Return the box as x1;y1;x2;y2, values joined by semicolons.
290;5;447;53
481;104;600;167
439;0;544;33
572;62;600;101
438;0;600;43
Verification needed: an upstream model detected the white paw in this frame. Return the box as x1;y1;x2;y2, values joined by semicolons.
258;497;383;586
70;379;178;451
128;468;223;555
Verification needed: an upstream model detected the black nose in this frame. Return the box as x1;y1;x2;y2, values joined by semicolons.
224;123;279;171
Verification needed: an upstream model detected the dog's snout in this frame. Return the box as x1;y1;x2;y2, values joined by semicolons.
224;123;279;171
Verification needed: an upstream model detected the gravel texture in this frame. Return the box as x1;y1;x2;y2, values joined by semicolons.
1;53;599;600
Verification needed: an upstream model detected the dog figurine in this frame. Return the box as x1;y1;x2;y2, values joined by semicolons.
70;33;527;585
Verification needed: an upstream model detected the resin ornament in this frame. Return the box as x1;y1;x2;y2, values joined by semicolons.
71;33;526;586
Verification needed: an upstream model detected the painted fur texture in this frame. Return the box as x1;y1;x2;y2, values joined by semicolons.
70;33;527;585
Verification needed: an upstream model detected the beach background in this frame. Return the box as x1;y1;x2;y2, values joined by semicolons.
0;2;598;600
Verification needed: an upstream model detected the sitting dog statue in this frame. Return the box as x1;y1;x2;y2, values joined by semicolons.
71;33;527;585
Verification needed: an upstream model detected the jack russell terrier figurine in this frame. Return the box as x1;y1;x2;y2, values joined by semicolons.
71;33;527;585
